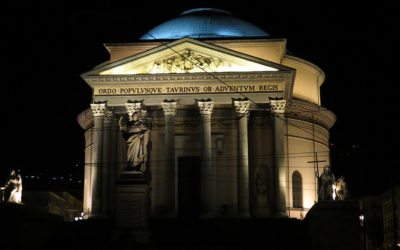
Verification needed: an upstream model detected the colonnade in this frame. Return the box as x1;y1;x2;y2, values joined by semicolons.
88;98;287;218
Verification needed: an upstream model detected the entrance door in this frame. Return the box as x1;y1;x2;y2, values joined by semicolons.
178;156;201;219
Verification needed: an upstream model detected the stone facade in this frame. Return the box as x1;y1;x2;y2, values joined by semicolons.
77;37;336;222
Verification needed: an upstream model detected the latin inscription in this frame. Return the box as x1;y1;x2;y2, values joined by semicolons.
94;82;282;96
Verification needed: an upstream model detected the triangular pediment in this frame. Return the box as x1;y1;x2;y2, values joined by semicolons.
83;38;292;77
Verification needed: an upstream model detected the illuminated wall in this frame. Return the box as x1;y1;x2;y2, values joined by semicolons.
78;36;335;220
286;118;330;218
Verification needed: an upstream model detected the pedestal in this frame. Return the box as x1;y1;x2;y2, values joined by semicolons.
305;200;360;250
115;171;150;243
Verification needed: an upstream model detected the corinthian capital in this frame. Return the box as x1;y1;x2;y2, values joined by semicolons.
197;100;214;115
233;99;250;116
161;101;178;116
125;101;146;120
269;98;286;114
90;102;107;117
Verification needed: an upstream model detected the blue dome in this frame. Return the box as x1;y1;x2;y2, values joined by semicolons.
140;8;270;40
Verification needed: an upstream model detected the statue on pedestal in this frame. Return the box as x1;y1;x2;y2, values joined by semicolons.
316;165;336;201
1;169;23;204
119;110;150;173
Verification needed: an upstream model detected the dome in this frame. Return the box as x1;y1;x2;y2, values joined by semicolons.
139;8;270;40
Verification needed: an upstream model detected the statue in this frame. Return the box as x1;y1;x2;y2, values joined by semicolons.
119;110;150;172
255;173;267;196
335;176;348;200
316;165;336;201
1;169;23;204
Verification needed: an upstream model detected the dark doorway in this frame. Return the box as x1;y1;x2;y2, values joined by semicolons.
178;156;201;219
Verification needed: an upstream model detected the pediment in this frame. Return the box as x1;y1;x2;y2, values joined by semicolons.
83;38;292;77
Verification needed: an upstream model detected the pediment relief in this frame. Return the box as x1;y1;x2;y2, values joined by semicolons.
141;49;229;74
95;39;282;76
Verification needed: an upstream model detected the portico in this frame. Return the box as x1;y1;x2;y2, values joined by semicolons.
78;37;297;220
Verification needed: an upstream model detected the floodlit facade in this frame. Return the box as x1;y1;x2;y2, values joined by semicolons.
77;8;336;221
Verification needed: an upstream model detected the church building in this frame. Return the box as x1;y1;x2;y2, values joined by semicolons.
77;8;336;223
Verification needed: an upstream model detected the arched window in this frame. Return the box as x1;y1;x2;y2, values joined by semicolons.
292;171;303;208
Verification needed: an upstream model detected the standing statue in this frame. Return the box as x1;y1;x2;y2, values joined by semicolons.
335;176;348;200
316;165;336;201
1;169;23;204
119;111;150;172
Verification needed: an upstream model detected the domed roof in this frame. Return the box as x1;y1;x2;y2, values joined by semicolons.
139;8;270;40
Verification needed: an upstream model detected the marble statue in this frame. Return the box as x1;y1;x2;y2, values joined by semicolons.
1;169;23;204
316;165;336;201
119;111;150;172
256;173;267;196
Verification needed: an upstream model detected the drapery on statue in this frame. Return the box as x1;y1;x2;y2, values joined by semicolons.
119;111;150;172
316;165;336;201
1;169;23;204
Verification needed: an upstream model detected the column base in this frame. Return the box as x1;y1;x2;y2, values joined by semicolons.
88;213;107;220
273;211;288;218
199;213;215;219
237;212;251;218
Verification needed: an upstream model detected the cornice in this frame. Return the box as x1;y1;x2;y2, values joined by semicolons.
83;71;291;83
104;38;286;49
283;55;325;86
286;99;336;129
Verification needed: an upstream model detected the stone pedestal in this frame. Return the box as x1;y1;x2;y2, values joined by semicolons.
305;200;361;250
115;171;150;243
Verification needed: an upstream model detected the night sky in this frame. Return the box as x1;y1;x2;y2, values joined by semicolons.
2;1;398;197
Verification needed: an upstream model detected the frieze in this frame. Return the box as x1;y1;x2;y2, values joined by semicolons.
84;71;288;83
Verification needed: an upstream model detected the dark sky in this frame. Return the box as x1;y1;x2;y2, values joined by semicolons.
2;1;399;196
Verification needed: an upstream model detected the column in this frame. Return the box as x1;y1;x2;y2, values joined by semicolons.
233;99;250;217
197;100;215;217
161;101;177;216
90;102;107;218
102;109;113;216
109;114;118;217
269;98;288;217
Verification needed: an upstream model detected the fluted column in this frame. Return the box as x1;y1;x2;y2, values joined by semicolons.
197;100;215;217
270;98;288;217
233;99;250;217
90;102;107;218
162;101;177;216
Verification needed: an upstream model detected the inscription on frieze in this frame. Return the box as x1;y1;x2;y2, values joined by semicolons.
94;81;283;96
